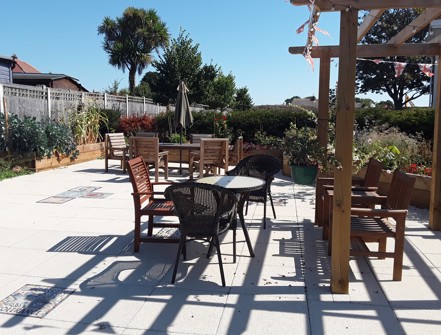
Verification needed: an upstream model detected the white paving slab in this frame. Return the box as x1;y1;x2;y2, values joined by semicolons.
0;158;440;334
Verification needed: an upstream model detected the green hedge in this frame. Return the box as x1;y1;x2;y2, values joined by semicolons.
355;107;434;140
152;106;316;143
118;106;435;144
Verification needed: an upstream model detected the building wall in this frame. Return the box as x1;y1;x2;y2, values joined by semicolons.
0;60;13;84
52;78;84;91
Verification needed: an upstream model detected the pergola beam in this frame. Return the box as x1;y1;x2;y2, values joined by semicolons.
357;9;385;42
289;43;441;58
388;8;441;45
290;0;441;11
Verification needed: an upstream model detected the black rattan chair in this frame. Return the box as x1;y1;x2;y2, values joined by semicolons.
165;183;237;287
227;154;281;229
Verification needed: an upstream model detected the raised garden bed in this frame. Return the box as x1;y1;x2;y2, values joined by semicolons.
33;143;104;172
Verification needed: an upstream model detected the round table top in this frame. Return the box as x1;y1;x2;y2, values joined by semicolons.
196;175;265;193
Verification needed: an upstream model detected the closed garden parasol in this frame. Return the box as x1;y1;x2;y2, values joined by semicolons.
174;81;193;173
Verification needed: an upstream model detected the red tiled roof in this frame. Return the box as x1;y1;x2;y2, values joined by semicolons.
12;59;40;73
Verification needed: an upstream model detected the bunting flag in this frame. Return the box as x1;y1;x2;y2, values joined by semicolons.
419;64;435;77
358;58;436;78
296;20;309;34
394;62;407;77
315;26;330;37
310;33;319;46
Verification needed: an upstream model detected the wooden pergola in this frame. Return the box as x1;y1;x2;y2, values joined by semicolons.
289;0;441;293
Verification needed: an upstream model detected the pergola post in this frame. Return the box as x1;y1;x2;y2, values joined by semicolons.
318;49;331;148
331;8;358;294
429;50;441;231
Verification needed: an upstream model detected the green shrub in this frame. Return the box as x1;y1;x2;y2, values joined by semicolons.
1;114;78;160
99;108;122;139
8;115;48;158
355;107;434;140
45;121;79;159
0;113;6;153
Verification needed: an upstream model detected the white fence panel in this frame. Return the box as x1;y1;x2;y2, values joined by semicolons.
0;83;160;121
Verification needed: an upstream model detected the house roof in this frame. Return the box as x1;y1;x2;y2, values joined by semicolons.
13;73;79;81
12;59;40;73
0;55;14;63
13;72;88;92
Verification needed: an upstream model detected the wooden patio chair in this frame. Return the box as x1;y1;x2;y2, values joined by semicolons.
165;183;237;286
190;133;215;144
226;154;281;229
104;133;129;173
229;136;244;165
344;169;416;281
126;156;178;252
189;138;229;180
316;157;383;227
129;136;169;182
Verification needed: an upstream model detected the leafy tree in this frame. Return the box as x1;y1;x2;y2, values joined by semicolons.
356;98;375;109
104;79;122;95
98;7;169;94
147;29;204;105
234;87;253;111
192;63;219;105
132;82;152;98
376;100;394;110
356;9;431;110
204;72;236;111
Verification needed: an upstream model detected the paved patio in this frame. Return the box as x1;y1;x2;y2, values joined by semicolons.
0;159;440;335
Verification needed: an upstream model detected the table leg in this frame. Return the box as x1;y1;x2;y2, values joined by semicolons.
232;216;237;263
238;194;255;258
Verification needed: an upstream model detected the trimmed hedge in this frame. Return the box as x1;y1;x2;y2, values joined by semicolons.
116;106;435;144
355;107;434;140
151;106;315;143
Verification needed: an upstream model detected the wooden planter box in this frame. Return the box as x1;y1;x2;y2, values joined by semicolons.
283;154;291;176
33;142;104;172
167;149;190;163
356;168;431;209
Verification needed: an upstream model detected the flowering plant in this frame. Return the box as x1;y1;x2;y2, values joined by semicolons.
282;123;325;167
214;114;232;141
405;163;432;176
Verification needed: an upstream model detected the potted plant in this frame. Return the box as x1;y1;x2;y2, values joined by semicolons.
282;122;325;185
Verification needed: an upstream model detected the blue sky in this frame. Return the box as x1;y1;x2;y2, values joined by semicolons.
0;0;430;106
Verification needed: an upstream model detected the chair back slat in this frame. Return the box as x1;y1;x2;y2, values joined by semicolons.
386;169;416;210
107;133;126;148
190;134;215;144
361;158;383;187
126;156;153;206
200;138;228;165
105;133;128;173
132;137;160;162
229;136;243;165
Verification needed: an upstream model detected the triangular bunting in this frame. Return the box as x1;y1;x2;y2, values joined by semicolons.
419;64;434;77
394;62;407;77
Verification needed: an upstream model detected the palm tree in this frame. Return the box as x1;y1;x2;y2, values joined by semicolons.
98;7;169;94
